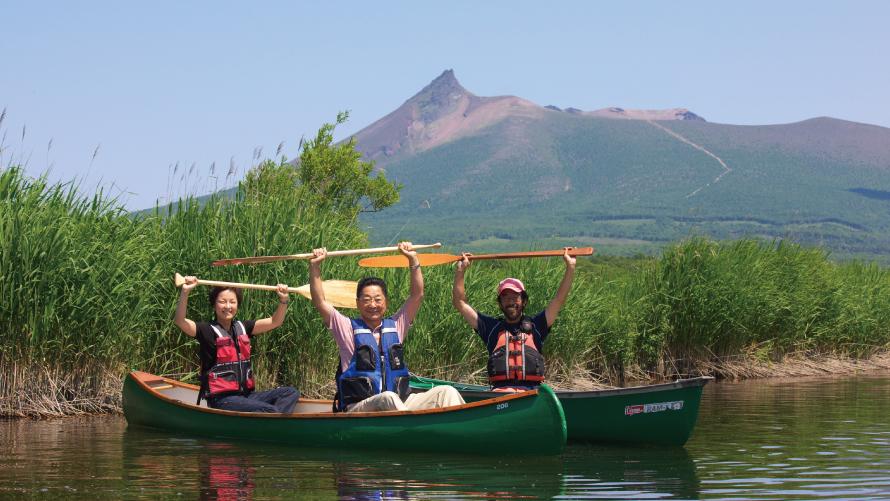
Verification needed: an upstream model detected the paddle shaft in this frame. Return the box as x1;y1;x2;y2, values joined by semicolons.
212;243;442;266
174;274;359;309
463;248;594;262
358;247;595;268
175;274;305;294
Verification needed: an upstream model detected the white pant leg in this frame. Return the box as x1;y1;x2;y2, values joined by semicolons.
347;391;407;412
404;386;466;411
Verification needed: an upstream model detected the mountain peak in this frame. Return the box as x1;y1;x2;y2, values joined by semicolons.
406;69;474;123
426;69;464;94
352;70;540;161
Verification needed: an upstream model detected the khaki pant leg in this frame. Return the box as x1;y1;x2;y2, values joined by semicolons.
404;386;466;411
347;391;407;412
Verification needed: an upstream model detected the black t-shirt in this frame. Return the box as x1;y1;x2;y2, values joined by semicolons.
475;311;549;355
194;319;256;376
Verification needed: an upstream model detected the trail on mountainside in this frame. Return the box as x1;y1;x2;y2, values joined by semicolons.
646;120;732;198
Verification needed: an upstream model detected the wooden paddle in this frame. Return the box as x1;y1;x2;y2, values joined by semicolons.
174;273;358;309
211;243;443;267
358;247;595;268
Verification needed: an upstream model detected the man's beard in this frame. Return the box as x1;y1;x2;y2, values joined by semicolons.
500;304;524;322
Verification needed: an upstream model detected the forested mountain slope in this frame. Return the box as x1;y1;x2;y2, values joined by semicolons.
356;71;890;260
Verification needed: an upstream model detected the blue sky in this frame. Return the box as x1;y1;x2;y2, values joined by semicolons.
3;1;888;209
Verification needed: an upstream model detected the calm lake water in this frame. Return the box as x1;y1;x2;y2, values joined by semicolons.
2;373;889;500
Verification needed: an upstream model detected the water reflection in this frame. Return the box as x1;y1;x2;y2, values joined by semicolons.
0;416;128;498
0;411;700;499
119;426;698;499
688;373;890;499
198;445;256;501
560;445;699;499
3;373;889;499
122;426;563;499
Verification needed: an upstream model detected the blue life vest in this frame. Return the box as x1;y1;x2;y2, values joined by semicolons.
336;317;410;411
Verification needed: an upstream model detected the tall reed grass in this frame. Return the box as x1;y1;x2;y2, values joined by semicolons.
0;162;366;415
2;164;889;416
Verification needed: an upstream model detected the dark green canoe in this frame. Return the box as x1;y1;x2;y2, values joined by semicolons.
123;371;566;455
410;374;712;446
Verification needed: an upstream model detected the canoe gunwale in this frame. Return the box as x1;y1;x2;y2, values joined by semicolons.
410;373;714;399
554;376;714;399
128;370;544;420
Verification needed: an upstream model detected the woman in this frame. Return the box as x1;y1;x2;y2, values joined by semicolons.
174;276;300;413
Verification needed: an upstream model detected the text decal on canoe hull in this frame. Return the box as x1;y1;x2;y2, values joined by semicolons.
624;400;684;416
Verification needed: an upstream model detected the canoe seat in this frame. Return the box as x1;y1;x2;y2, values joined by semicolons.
145;379;173;390
292;401;334;414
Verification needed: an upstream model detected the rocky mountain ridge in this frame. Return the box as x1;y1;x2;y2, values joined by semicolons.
353;70;705;163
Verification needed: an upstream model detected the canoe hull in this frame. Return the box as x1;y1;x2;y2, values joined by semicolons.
123;371;566;455
410;375;711;446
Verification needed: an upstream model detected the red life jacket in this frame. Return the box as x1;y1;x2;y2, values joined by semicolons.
487;317;546;385
206;321;255;398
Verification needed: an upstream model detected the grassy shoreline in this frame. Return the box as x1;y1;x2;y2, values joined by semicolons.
4;351;889;418
3;164;890;418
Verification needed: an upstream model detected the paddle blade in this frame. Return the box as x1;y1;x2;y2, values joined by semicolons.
316;280;358;309
358;253;461;268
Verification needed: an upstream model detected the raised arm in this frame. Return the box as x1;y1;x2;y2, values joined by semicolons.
399;242;424;319
309;248;336;325
252;283;290;335
173;276;198;337
544;248;577;327
452;253;479;330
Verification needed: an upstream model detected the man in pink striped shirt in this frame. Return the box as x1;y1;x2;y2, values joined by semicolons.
309;242;463;412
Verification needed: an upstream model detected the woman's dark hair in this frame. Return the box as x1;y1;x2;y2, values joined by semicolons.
356;277;388;299
209;286;243;308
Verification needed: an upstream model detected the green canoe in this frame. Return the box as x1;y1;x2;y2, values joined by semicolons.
122;371;566;455
410;374;712;446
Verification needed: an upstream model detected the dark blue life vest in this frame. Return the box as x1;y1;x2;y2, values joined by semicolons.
335;317;410;411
